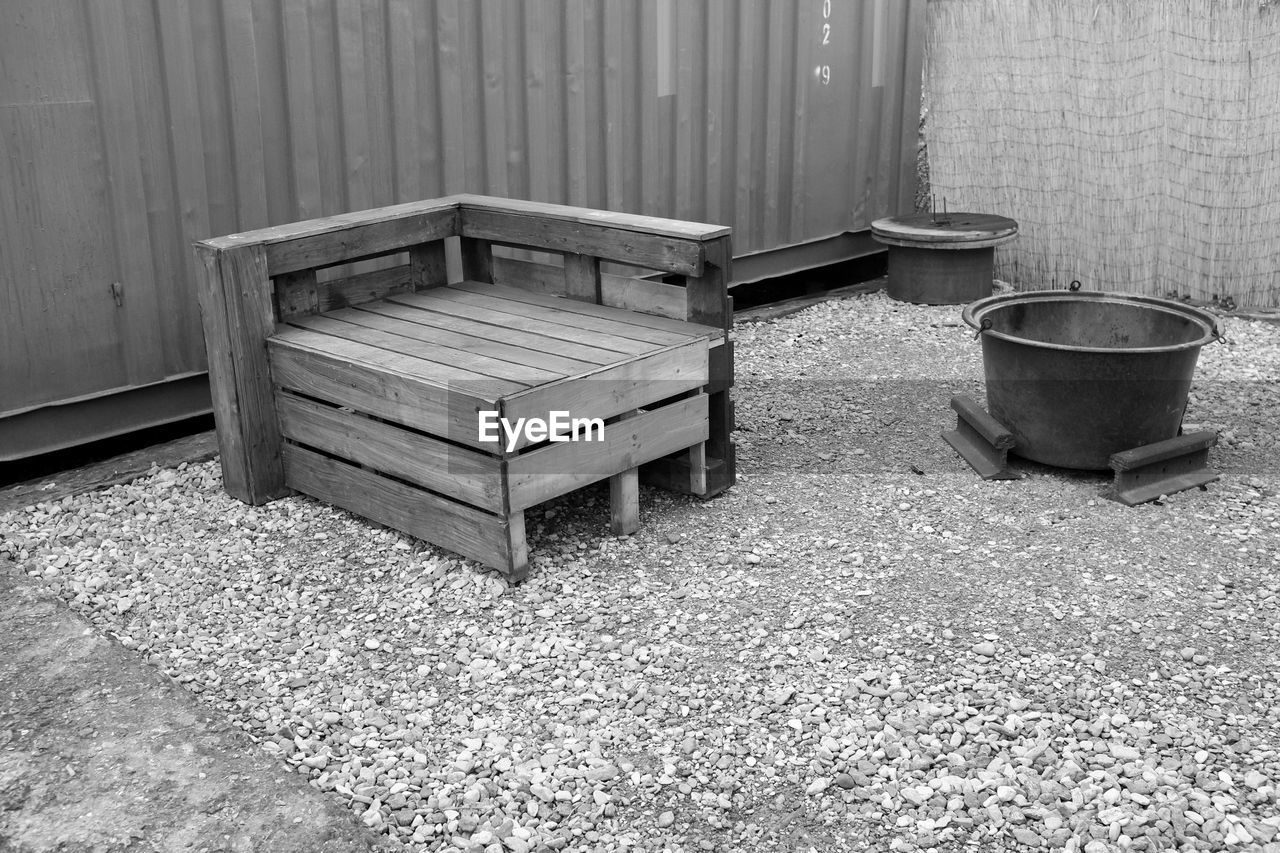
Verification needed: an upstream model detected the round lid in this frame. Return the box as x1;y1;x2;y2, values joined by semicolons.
871;212;1018;248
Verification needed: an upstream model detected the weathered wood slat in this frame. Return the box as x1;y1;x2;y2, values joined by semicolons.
282;444;519;574
424;287;690;346
563;253;602;304
452;280;720;340
275;269;319;319
267;339;498;450
502;339;709;450
490;255;689;321
194;243;286;503
684;235;733;330
409;240;448;290
384;292;652;356
461;207;705;276
271;326;526;395
265;209;457;276
357;299;626;365
335;306;599;375
276;391;505;513
453;194;730;241
508;395;708;512
317;264;414;311
285;314;564;386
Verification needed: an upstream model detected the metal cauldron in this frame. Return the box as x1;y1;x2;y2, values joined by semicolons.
963;289;1221;470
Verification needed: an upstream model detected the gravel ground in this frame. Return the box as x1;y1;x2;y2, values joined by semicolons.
3;292;1279;853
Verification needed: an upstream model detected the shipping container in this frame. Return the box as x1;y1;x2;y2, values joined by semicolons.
0;0;925;461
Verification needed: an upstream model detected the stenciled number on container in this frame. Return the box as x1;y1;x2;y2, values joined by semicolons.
817;0;832;85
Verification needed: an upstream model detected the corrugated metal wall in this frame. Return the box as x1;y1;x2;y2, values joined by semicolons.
1;0;924;458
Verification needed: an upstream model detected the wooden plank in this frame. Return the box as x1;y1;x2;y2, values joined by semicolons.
267;339;498;449
282;444;517;573
384;291;652;355
502;338;709;451
334;306;599;375
271;325;527;394
318;264;413;311
609;409;640;537
275;269;320;319
428;287;690;346
492;255;689;321
563;253;602;304
199;194;458;246
276;391;505;513
409;240;448;290
194;243;286;503
260;206;458;275
508;395;707;513
285;314;564;385
452;280;718;339
684;235;733;330
453;190;734;236
357;299;626;365
460;206;706;275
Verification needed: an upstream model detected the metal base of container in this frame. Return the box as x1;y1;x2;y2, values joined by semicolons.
886;245;995;305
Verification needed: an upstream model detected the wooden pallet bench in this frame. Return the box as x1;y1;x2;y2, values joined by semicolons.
194;195;735;582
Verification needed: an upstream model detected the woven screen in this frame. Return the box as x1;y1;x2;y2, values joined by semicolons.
924;0;1280;308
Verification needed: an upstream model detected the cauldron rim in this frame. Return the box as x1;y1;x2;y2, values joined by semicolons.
962;290;1219;355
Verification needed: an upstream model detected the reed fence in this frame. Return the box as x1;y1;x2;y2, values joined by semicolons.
924;0;1280;307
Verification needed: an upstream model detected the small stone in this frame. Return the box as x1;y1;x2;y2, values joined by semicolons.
806;778;829;795
657;811;675;828
1109;743;1141;761
973;642;997;658
1013;827;1043;847
834;773;857;790
1180;647;1196;661
364;638;381;651
996;785;1017;802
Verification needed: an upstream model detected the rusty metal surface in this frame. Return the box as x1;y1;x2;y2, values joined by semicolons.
941;394;1020;480
886;244;996;305
963;291;1219;470
1108;430;1220;505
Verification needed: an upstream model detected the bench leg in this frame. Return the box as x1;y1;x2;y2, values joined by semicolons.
502;510;529;584
609;408;641;535
687;442;708;496
609;468;639;535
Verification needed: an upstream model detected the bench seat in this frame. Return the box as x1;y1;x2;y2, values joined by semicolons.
195;195;735;584
267;282;722;580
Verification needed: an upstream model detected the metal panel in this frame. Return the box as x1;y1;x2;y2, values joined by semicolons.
0;0;924;459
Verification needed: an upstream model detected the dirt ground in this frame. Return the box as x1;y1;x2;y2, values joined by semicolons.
0;553;395;853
